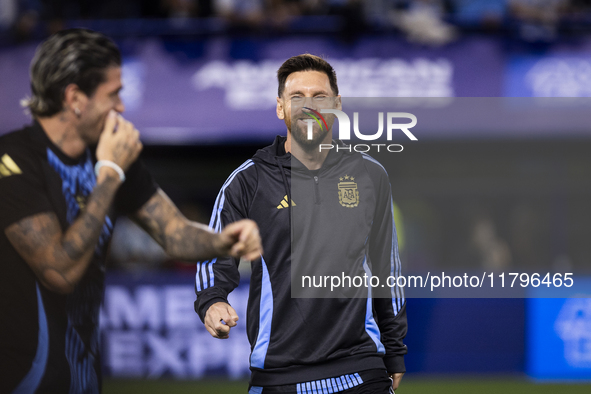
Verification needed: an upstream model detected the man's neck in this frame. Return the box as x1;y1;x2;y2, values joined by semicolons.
37;114;87;159
285;132;331;171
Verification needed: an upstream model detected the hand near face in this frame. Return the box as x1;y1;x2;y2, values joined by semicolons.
217;219;263;261
95;110;143;172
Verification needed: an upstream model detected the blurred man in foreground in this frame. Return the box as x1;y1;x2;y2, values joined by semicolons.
195;54;407;393
0;28;262;393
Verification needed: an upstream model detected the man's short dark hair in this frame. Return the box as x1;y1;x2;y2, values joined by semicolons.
277;54;339;97
25;28;121;117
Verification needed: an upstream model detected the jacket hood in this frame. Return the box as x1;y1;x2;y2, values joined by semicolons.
253;135;356;172
253;135;292;168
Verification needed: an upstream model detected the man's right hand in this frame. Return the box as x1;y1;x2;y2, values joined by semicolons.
95;110;143;174
217;219;263;261
204;302;239;339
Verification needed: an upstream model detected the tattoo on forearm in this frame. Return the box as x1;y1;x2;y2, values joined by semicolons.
138;198;167;246
135;191;218;261
61;179;114;261
4;176;120;291
6;214;60;261
164;221;217;260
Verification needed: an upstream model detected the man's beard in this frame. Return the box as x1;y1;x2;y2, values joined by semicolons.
290;119;329;151
79;118;103;146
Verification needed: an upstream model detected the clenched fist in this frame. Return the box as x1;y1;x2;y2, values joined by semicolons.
204;302;239;339
216;219;263;261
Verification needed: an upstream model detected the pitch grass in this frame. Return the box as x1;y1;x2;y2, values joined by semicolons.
103;377;591;394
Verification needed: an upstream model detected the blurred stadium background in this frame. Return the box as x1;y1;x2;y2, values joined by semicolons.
2;0;591;392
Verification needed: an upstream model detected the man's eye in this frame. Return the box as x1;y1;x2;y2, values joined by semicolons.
291;96;303;102
314;96;327;101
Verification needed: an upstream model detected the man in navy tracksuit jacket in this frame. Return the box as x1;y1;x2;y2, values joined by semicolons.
195;55;407;393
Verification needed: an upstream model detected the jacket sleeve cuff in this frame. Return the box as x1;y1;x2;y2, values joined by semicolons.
384;354;406;374
194;289;229;323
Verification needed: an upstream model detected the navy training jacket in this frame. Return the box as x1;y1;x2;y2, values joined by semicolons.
194;136;407;387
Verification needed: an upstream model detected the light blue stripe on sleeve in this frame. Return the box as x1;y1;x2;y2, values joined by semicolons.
201;261;210;289
391;202;403;313
249;386;263;394
394;204;405;311
390;201;400;314
195;263;202;291
209;160;254;229
208;258;216;288
362;153;405;315
200;160;254;291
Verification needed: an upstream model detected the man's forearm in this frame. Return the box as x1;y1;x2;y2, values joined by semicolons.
6;172;122;293
56;173;121;281
163;218;223;261
134;189;226;262
135;189;263;262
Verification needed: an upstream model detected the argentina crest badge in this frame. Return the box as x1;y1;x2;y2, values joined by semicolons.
338;175;359;208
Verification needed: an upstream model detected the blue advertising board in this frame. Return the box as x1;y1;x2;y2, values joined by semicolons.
5;35;591;143
526;280;591;380
100;272;527;378
0;36;504;143
505;55;591;97
100;272;251;379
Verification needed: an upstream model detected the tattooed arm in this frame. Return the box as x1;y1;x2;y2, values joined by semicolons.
133;189;262;262
4;112;142;294
5;173;122;294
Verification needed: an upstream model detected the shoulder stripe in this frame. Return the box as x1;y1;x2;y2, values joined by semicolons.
2;154;22;174
390;202;404;314
361;153;404;313
0;154;22;178
361;153;387;173
196;159;254;292
210;159;254;232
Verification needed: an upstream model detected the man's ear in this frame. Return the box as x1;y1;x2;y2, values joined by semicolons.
276;97;285;120
63;83;88;113
336;95;342;111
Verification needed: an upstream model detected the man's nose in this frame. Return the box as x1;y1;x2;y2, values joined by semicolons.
114;101;125;113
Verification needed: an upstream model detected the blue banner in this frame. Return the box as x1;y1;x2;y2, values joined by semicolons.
1;36;504;143
100;272;528;378
100;272;251;378
527;280;591;380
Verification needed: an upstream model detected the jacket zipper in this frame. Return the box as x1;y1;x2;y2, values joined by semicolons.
313;176;320;205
